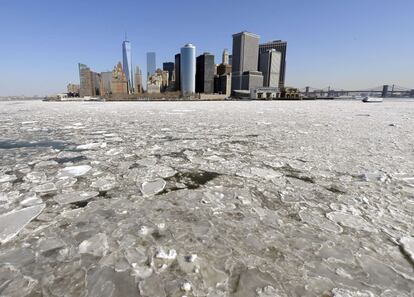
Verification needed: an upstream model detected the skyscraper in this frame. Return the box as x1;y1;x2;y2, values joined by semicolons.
259;49;281;88
174;54;181;91
134;66;143;93
180;44;196;95
259;40;287;89
163;62;174;85
222;49;229;65
78;63;93;97
196;53;215;94
146;52;156;78
100;71;112;96
231;31;262;92
122;39;133;93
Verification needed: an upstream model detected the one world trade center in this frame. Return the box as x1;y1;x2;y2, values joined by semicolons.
122;37;133;93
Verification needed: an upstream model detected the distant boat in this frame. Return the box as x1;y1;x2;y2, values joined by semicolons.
362;96;383;103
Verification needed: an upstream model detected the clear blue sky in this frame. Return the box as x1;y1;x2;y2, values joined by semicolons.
0;0;413;96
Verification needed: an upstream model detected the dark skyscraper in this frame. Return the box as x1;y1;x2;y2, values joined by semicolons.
174;53;181;91
146;52;156;78
163;62;174;84
259;40;287;89
231;31;262;92
196;53;215;94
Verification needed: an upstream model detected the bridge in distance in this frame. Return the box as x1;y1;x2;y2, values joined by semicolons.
299;85;414;98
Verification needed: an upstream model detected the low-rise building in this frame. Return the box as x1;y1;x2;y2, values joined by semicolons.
111;62;128;95
250;87;280;100
67;83;80;96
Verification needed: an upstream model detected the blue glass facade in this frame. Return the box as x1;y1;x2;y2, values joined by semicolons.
180;44;196;95
122;40;133;93
146;52;156;78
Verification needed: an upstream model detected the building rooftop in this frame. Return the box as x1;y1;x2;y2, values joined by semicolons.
232;31;260;38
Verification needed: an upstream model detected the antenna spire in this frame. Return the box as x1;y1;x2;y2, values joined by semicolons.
125;31;128;41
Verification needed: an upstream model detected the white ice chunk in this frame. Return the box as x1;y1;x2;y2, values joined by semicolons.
399;237;414;263
79;233;109;257
140;179;166;196
155;247;177;260
33;183;57;194
59;165;91;177
76;142;105;150
326;211;377;233
0;204;45;244
331;288;375;297
0;174;17;183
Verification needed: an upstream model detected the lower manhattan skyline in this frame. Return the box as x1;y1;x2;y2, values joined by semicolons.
0;0;413;96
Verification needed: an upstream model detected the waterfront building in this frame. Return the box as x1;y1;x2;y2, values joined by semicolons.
122;39;133;93
111;62;128;95
134;66;143;93
78;63;93;97
163;62;174;85
155;69;169;91
100;71;112;96
67;83;80;95
174;53;181;91
241;71;263;91
250;87;280;99
147;73;162;94
180;44;196;95
259;40;287;88
222;49;229;65
196;52;215;94
259;49;281;88
214;73;231;96
146;52;156;78
231;31;262;92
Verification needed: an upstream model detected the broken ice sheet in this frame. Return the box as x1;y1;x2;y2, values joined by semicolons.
140;178;166;196
79;233;109;257
0;204;45;244
399;237;414;263
54;191;99;205
1;100;414;296
58;165;92;177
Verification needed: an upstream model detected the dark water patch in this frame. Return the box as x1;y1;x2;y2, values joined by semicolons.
285;174;315;184
129;163;146;170
228;140;250;145
55;156;87;164
162;170;221;192
71;201;89;209
159;135;198;142
325;185;347;194
0;140;68;150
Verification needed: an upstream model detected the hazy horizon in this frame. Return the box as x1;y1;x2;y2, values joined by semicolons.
0;0;413;96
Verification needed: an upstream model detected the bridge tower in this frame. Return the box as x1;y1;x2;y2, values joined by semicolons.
381;85;389;98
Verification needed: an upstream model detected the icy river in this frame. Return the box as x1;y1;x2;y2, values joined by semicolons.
0;100;413;296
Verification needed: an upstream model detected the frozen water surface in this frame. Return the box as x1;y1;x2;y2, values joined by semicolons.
0;100;413;296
